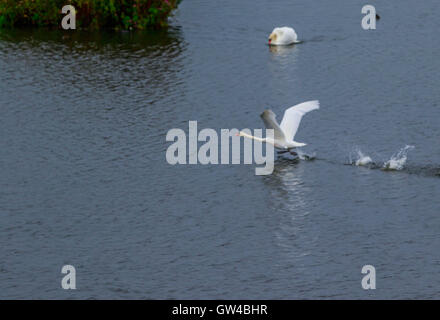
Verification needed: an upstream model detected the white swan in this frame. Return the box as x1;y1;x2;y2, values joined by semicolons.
268;27;300;45
239;101;319;154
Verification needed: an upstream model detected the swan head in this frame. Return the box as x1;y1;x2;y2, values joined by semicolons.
268;31;278;45
236;131;251;138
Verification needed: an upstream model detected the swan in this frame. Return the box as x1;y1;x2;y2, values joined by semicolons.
238;101;319;155
268;27;300;45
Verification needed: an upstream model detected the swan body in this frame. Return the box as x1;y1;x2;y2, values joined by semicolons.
268;27;300;45
239;101;319;151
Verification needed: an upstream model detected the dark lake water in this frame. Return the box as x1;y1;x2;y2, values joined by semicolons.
1;0;439;299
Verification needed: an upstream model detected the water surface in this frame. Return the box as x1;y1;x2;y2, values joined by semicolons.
1;0;439;299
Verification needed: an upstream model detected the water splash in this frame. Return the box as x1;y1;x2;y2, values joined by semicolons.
297;149;316;161
383;145;414;171
355;150;373;166
349;148;373;166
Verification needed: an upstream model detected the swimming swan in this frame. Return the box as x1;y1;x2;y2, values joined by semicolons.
268;27;300;45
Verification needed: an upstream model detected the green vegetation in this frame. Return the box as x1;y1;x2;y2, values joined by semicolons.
0;0;181;30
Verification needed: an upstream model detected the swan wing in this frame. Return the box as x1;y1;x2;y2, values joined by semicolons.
281;27;298;44
260;109;286;141
280;100;319;141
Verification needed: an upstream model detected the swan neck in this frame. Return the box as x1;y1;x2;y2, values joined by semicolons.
240;132;265;142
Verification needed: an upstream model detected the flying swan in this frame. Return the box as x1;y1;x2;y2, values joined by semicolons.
268;27;301;45
238;101;319;155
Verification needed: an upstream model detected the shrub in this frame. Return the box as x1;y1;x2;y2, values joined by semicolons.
0;0;181;30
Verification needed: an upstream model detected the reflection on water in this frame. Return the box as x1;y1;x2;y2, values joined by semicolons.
268;43;299;64
267;44;301;109
0;27;184;50
0;27;186;101
268;44;298;55
263;159;316;261
0;27;188;150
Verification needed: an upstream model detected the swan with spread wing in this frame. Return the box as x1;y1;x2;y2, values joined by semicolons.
238;101;319;155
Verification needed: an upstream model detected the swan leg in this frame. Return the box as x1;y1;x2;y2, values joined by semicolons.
289;150;298;156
